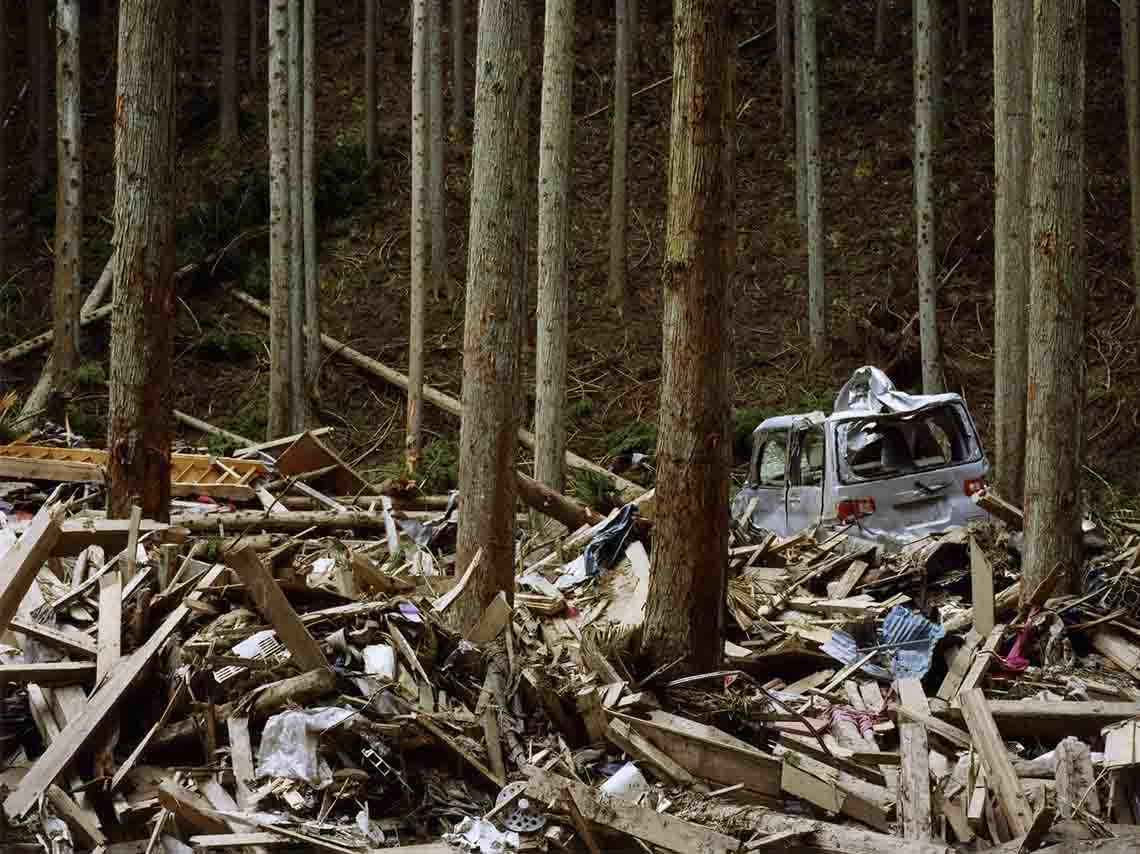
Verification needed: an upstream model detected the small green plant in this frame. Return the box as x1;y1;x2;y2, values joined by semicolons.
571;469;616;513
731;406;770;462
229;389;268;442
566;396;594;422
243;258;271;300
206;433;239;457
419;439;460;494
603;421;658;459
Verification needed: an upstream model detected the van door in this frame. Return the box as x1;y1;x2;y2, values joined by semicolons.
736;428;791;534
786;423;826;533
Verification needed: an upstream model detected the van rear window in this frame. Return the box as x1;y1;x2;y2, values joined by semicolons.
837;404;981;484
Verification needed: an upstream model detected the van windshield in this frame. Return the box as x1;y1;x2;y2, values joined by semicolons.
836;403;981;484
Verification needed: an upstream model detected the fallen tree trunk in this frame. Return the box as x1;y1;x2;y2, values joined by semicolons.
232;288;646;504
516;470;603;530
172;509;390;533
173;410;255;447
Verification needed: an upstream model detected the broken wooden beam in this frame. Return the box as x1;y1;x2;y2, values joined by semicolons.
972;489;1023;530
523;767;739;854
958;688;1035;836
175;508;389;533
225;547;329;671
606;718;699;787
942;582;1020;635
0;501;64;633
897;678;932;841
9;617;97;659
3;563;228;819
0;662;97;684
55;516;174;557
941;700;1140;738
969;537;996;635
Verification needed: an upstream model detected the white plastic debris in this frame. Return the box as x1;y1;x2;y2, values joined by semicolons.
446;817;520;852
363;644;397;680
599;762;651;802
256;707;354;787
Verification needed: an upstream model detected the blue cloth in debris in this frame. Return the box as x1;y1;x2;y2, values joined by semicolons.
584;505;638;577
820;605;945;681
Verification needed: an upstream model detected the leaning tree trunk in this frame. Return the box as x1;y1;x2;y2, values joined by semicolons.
450;0;464;138
534;0;575;496
288;0;305;430
250;0;260;83
640;0;734;674
365;0;378;164
1123;0;1140;311
875;0;888;57
408;0;430;472
914;0;943;393
429;0;448;300
799;0;826;363
267;0;292;437
52;0;82;390
1024;0;1086;598
777;0;793;142
607;0;630;315
221;0;239;145
108;0;177;522
794;0;806;227
992;0;1031;505
453;0;531;633
303;0;319;403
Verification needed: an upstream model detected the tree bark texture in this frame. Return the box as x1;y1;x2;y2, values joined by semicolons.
408;0;430;471
52;0;82;384
450;0;464;137
267;0;292;437
608;0;630;315
365;0;378;164
875;0;888;57
250;0;261;82
1024;0;1086;598
108;0;177;522
799;0;826;362
1122;0;1140;310
454;0;531;633
535;0;575;495
794;0;806;227
992;0;1031;505
222;0;239;145
914;0;943;393
430;0;448;299
640;0;734;673
28;0;50;185
288;0;305;431
777;0;793;142
303;0;319;400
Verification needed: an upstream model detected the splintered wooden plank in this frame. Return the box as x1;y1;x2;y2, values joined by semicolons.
897;678;932;841
606;718;699;787
953;624;1005;706
3;563;228;820
969;537;995;635
0;662;96;684
937;630;984;702
0;502;65;632
958;689;1034;836
9;617;97;659
225;547;329;671
45;784;107;848
525;767;740;854
779;754;892;832
465;591;512;644
97;569;122;682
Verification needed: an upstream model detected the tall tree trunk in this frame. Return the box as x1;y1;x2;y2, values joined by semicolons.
267;0;292;437
0;0;6;290
28;0;49;186
288;0;305;431
777;0;793;142
992;0;1031;505
221;0;239;145
450;0;464;138
454;0;531;633
958;0;969;56
1123;0;1140;311
108;0;177;522
430;0;448;299
794;0;806;227
535;0;574;496
250;0;260;83
303;0;319;403
799;0;826;363
875;0;888;56
608;0;630;315
1024;0;1086;598
640;0;733;673
408;0;429;471
52;0;82;389
914;0;943;393
365;0;377;164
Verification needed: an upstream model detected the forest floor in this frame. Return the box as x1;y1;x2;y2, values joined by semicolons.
2;1;1139;516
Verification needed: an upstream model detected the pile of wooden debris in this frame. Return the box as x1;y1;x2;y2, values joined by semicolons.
3;430;1140;854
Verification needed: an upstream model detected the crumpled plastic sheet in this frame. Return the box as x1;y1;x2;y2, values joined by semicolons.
820;605;946;680
446;817;519;853
834;365;936;414
397;492;460;548
584;505;638;577
256;707;354;787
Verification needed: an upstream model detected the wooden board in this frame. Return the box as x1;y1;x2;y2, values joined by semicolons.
225;547;329;671
9;617;97;659
0;662;96;684
0;502;64;633
953;624;1005;706
55;517;172;558
275;431;369;496
3;563;228;819
524;767;739;854
969;537;995;635
897;678;932;841
466;591;512;644
45;784;107;847
958;689;1034;836
780;754;892;832
226;717;258;809
941;700;1140;738
606;718;699;786
936;630;983;702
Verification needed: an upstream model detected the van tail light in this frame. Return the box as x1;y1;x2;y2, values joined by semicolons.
964;477;986;497
837;497;876;522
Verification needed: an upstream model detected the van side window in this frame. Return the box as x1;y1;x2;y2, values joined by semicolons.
756;435;788;487
794;427;825;486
